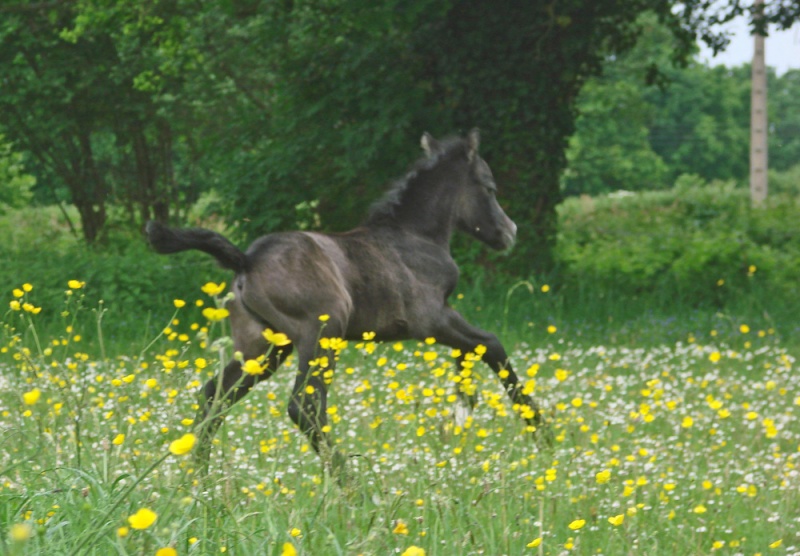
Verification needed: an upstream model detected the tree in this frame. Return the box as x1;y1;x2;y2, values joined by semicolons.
647;64;752;183
769;69;800;173
211;0;687;273
562;14;673;196
2;0;798;270
0;1;213;242
210;0;800;274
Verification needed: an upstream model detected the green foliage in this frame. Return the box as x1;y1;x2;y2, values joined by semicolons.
562;14;672;196
770;69;800;172
49;0;791;274
0;136;34;211
768;163;800;196
647;64;751;183
0;1;216;242
556;178;800;313
563;77;669;195
2;0;800;274
0;207;227;339
564;20;800;198
213;0;711;274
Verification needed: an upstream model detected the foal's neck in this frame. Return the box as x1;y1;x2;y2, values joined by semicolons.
395;163;463;247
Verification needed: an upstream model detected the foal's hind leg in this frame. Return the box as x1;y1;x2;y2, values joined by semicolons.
286;322;346;476
193;296;290;468
433;308;546;436
195;345;291;467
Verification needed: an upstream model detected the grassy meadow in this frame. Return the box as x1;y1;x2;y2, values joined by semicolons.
2;276;799;556
2;193;800;555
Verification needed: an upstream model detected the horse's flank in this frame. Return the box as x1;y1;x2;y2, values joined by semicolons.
146;129;545;473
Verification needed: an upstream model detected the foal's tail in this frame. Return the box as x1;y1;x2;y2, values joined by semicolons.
146;221;249;273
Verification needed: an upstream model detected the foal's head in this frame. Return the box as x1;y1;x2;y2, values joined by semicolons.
422;129;517;250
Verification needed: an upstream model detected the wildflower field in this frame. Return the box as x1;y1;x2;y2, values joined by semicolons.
2;281;799;556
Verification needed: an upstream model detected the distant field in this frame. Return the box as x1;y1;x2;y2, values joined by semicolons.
2;281;798;555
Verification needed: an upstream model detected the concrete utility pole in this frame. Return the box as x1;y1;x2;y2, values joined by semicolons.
750;0;768;206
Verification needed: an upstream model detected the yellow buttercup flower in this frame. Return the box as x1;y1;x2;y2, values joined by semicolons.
169;433;197;456
112;433;125;445
281;543;297;556
201;282;226;296
263;328;291;346
608;514;625;526
595;469;611;484
9;522;33;542
127;507;157;530
400;547;426;556
67;280;85;289
568;519;586;530
156;548;177;556
202;307;230;321
242;359;266;376
393;520;409;535
526;537;542;548
22;389;41;405
173;299;186;308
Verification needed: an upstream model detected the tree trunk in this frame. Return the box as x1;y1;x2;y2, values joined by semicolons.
132;121;156;223
63;128;107;244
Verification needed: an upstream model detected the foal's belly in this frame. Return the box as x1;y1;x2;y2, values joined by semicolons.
347;319;411;342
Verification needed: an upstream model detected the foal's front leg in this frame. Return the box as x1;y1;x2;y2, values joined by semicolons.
433;308;546;434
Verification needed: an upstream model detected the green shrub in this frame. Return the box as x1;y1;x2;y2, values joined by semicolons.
0;207;227;340
556;177;800;313
768;163;800;196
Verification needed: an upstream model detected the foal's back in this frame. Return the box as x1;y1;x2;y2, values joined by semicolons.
239;225;459;342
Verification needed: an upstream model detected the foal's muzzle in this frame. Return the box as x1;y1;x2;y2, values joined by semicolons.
497;213;517;251
501;219;517;250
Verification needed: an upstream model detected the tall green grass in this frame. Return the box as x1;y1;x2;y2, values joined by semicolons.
2;186;799;352
1;279;798;555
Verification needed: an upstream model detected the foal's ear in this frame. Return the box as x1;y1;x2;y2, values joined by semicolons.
421;132;442;157
467;128;480;161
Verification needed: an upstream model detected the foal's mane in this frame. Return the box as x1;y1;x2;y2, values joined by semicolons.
365;136;469;225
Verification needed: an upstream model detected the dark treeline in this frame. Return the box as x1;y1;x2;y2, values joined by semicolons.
1;1;799;275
